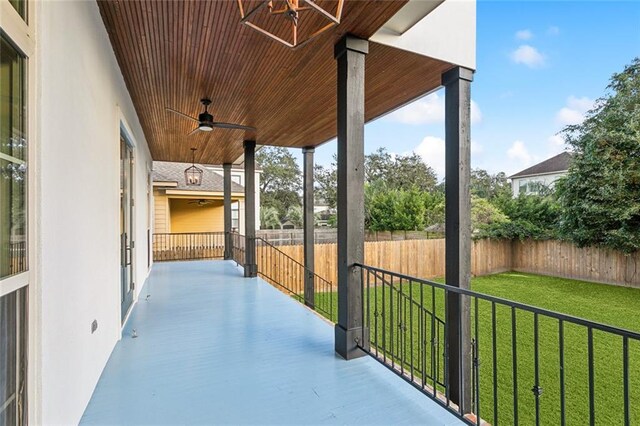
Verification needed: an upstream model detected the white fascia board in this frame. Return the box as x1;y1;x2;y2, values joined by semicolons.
370;0;476;70
510;170;569;180
165;189;245;198
153;181;178;187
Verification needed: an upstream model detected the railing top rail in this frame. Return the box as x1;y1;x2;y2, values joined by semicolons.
254;236;333;286
153;232;226;236
355;262;640;340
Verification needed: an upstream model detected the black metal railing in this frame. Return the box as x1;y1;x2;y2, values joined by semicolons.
152;232;225;261
229;232;246;266
356;263;640;426
254;237;337;323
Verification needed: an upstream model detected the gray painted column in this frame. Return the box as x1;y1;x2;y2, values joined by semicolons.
443;66;474;413
303;147;315;309
223;163;232;260
334;35;368;360
243;140;257;278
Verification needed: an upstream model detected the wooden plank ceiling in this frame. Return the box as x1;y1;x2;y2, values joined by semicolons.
98;0;453;164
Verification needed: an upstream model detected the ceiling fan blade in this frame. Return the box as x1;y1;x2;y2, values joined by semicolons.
166;107;199;123
187;127;200;136
212;122;256;131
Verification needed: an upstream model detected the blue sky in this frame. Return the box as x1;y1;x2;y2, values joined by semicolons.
292;0;640;179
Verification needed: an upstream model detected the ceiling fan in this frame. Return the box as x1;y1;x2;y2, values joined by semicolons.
166;99;255;136
188;199;215;207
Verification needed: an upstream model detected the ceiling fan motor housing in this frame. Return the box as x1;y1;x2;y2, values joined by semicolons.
198;111;214;131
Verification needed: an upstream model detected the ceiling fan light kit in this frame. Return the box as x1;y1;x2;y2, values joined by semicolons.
237;0;344;49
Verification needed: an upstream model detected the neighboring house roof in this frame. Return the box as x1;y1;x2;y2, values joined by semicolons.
509;152;573;179
153;161;245;193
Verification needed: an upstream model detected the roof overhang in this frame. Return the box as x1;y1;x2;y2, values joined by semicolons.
98;0;474;164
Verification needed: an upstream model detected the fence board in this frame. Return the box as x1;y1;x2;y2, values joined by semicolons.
257;239;513;287
256;238;640;289
512;240;640;288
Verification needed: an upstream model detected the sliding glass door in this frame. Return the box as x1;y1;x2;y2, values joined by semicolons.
120;135;135;321
1;33;28;426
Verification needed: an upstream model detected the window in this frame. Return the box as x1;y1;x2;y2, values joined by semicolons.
231;202;239;231
1;35;27;279
0;32;28;426
8;0;26;20
519;179;545;195
0;287;27;425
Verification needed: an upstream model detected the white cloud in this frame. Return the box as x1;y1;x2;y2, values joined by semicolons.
547;26;560;36
510;45;545;68
415;136;446;177
555;96;594;126
507;140;533;166
387;93;444;125
414;136;483;180
515;29;533;40
470;100;482;125
547;134;566;156
386;93;482;125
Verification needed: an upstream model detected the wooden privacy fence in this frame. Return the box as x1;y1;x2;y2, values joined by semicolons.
257;229;444;245
513;239;639;287
257;239;513;288
256;238;640;289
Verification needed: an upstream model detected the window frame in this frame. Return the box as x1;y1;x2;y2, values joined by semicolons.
0;0;35;295
0;0;36;424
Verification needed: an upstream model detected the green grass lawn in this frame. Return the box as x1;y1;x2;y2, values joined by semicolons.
313;272;640;426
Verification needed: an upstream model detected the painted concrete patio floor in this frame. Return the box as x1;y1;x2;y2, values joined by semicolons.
81;260;463;425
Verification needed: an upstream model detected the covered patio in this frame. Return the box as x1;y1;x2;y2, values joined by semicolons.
81;260;462;425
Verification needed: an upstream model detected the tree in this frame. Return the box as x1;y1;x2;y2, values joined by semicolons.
256;147;301;219
471;197;509;229
366;184;427;231
260;206;281;229
423;191;445;227
470;169;511;200
389;152;438;192
556;58;640;253
365;147;393;184
285;205;303;228
314;155;337;208
365;147;437;192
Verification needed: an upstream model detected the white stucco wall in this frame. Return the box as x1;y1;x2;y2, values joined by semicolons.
371;0;476;70
511;172;567;197
37;1;152;424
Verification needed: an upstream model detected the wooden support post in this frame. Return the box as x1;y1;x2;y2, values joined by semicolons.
334;35;368;360
443;66;474;413
243;140;257;277
303;147;315;308
223;163;232;260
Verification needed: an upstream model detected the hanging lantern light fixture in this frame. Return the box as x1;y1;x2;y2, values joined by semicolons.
237;0;344;49
184;148;203;186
